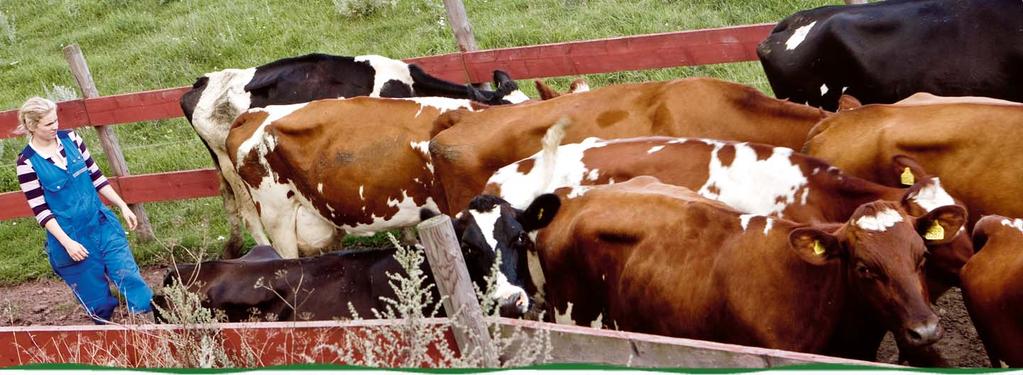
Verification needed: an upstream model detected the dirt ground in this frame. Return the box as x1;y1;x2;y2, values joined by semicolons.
0;267;991;367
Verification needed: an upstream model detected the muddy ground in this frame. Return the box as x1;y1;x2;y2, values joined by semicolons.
0;267;990;367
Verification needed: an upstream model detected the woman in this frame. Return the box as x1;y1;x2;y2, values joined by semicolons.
14;97;153;323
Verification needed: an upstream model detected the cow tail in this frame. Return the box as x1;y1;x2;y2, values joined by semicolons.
538;117;570;192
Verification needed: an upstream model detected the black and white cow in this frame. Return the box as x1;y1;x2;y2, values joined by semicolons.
757;0;1023;111
179;53;529;258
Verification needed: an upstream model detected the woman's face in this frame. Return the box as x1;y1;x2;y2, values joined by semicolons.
31;111;59;141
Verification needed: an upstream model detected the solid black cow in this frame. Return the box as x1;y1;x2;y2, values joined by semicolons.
757;0;1023;111
178;53;529;258
154;240;533;322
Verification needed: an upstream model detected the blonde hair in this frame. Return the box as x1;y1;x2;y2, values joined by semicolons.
14;97;57;136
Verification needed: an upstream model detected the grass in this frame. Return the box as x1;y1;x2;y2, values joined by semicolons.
0;0;836;285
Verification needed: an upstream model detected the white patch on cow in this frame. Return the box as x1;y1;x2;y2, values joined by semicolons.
358;185;365;201
647;145;665;154
812;167;821;175
572;82;590;93
820;84;829;96
410;140;434;173
1001;218;1023;233
555;302;575;325
586;169;600;181
406;97;474;117
469;207;502;252
908;178;955;212
234;103;309;163
355;55;414;97
785;21;817;50
668;138;688;144
488;137;608;210
855;208;904;232
842;86;849;94
526;249;547;304
800;187;810;206
345;190;440;236
492;273;530;315
763;218;774;235
697;144;807;218
317;183;324;194
502;90;530;104
739;214;755;231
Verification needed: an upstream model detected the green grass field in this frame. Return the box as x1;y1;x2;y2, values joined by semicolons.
0;0;836;285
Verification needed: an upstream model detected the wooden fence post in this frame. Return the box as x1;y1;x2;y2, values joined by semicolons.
63;44;155;241
417;214;498;367
441;0;491;89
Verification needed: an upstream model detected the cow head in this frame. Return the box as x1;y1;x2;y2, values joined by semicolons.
425;194;559;317
893;155;975;295
788;201;966;348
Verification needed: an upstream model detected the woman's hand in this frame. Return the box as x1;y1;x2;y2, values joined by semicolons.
120;205;138;231
62;239;90;262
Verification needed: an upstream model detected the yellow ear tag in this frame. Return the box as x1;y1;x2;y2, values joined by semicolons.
900;167;915;186
924;221;945;241
812;240;826;257
537;208;544;221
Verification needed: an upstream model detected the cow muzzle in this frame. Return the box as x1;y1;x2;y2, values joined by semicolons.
901;315;942;347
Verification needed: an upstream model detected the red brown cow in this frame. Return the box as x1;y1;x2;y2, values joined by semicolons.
485;134;972;299
803;96;1023;229
452;176;967;361
429;77;829;214
962;215;1023;367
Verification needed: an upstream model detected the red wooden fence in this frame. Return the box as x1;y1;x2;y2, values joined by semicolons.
0;23;774;221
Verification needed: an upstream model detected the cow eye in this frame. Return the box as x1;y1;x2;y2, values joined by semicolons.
855;263;873;278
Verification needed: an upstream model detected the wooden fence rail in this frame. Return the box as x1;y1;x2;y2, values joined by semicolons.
0;23;774;221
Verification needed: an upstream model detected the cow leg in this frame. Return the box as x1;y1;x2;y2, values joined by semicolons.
219;172;246;259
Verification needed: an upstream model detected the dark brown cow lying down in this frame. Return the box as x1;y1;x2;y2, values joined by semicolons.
153;243;531;322
429;77;830;214
485;134;973;300
449;177;968;361
962;215;1023;367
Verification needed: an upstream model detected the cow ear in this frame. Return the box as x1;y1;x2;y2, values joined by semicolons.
891;155;931;186
915;205;967;245
789;227;842;266
837;94;862;111
517;194;561;232
534;80;561;100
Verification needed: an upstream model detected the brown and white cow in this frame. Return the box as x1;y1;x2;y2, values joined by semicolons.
225;96;475;258
429;77;830;214
454;176;967;360
485;133;973;299
961;215;1023;367
802;96;1023;229
180;53;528;257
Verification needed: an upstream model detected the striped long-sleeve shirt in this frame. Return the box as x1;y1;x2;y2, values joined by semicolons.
16;131;110;227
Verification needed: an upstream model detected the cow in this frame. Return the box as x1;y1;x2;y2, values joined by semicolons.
485;132;972;300
154;240;533;322
447;176;967;362
428;77;830;214
179;53;529;258
802;96;1023;230
961;215;1023;367
757;0;1023;111
225;96;481;258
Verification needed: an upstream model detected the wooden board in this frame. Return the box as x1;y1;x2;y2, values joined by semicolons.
0;168;220;221
84;87;190;126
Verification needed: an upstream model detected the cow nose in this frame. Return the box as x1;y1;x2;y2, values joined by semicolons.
497;291;530;318
903;316;943;347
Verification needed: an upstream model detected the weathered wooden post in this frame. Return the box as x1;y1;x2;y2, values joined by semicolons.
63;44;155;241
417;214;498;367
441;0;491;89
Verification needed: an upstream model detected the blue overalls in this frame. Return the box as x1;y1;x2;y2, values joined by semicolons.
24;131;153;323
